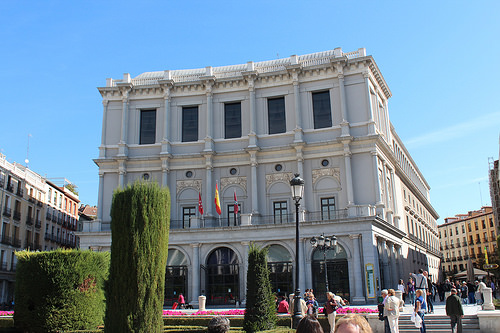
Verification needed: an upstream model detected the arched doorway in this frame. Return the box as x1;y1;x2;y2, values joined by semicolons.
312;243;350;303
266;244;293;296
206;247;239;305
164;249;188;306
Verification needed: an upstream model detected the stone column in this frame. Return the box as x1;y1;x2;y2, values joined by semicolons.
204;154;213;216
390;169;400;228
372;152;384;217
292;70;304;143
118;160;126;188
99;99;108;158
337;71;350;137
191;243;200;306
299;237;306;293
482;287;495;310
350;234;365;303
249;151;259;214
295;145;304;182
204;83;214;152
161;88;172;155
388;242;398;288
382;162;392;224
241;241;250;306
97;172;104;222
248;77;258;147
161;158;169;187
118;88;130;157
363;71;376;135
343;145;354;207
379;238;390;290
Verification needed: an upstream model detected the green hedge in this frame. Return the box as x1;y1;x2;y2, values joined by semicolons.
14;250;109;333
105;181;170;333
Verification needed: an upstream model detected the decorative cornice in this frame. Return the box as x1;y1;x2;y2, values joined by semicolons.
176;179;202;195
220;176;247;191
312;168;341;185
265;172;294;189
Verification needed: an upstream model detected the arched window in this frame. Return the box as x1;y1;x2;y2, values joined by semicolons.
206;247;239;305
266;244;293;296
164;249;188;306
312;243;349;303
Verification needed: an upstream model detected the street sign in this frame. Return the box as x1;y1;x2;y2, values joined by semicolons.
483;264;499;270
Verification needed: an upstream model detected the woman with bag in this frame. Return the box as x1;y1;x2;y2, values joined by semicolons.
414;289;426;333
324;292;338;333
384;289;403;333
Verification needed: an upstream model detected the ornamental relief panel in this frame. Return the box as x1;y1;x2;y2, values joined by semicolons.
265;172;294;189
176;179;202;195
312;168;340;185
221;177;247;191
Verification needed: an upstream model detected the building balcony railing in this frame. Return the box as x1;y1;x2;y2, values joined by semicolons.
0;262;8;272
462;241;467;246
28;197;35;203
0;179;4;188
13;211;21;221
52;214;58;223
57;217;62;225
476;239;481;244
25;242;34;250
484;237;488;242
446;258;451;262
0;236;11;246
450;244;455;248
451;257;457;261
12;239;21;248
2;208;11;217
457;256;463;260
44;233;51;241
16;188;24;197
444;245;449;249
469;240;474;245
456;243;461;248
26;216;33;225
35;220;41;229
36;200;43;207
470;254;476;259
46;212;51;220
6;183;13;192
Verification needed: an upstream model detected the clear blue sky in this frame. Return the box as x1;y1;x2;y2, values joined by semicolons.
1;0;499;223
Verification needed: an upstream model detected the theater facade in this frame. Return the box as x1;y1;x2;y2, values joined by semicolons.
79;47;440;306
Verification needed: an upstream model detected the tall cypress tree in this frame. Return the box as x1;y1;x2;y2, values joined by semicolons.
243;243;277;333
105;181;170;333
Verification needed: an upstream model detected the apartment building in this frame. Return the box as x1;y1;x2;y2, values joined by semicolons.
79;47;440;305
0;154;79;304
439;206;497;276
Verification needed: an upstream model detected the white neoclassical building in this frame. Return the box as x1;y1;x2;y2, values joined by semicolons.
79;47;440;306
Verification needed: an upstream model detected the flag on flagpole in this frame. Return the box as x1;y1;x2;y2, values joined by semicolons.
484;246;489;264
234;191;239;214
214;183;222;215
198;192;204;215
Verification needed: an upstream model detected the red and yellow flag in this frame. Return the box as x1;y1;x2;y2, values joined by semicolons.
198;192;204;215
214;183;221;215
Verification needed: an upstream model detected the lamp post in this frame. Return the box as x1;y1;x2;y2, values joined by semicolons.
290;173;304;329
310;233;337;293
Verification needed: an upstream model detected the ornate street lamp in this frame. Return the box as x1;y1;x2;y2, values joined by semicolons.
310;233;337;292
290;173;304;329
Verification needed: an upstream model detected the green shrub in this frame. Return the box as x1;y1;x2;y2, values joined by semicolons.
105;181;170;333
243;244;277;332
14;250;109;333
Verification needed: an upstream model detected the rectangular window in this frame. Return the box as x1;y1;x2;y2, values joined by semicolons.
182;106;198;142
224;102;241;139
268;97;286;134
462;225;465;233
227;204;241;226
273;201;288;224
139;110;156;144
482;220;486;229
320;197;336;220
182;207;195;228
312;91;332;129
475;221;478;230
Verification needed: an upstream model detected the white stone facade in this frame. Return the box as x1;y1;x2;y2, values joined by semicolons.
79;47;440;305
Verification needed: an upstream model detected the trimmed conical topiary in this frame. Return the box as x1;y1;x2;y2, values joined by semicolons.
105;181;170;333
243;243;277;333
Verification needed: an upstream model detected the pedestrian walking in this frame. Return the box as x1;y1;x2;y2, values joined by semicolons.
414;289;426;333
397;279;406;303
410;269;428;294
446;288;464;333
378;289;390;333
466;281;475;304
384;289;403;333
460;282;468;304
407;278;416;305
324;292;339;333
